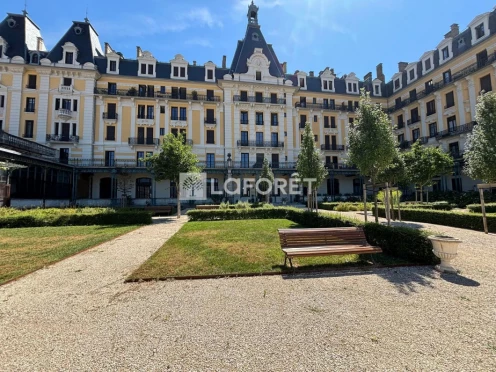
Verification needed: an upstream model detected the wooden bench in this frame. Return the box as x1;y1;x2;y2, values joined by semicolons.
278;227;382;268
144;205;173;216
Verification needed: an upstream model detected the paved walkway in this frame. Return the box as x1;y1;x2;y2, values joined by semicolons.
1;214;495;371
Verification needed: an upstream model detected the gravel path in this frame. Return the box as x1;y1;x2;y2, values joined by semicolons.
1;214;496;371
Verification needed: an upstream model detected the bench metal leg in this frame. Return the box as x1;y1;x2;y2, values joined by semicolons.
284;255;288;267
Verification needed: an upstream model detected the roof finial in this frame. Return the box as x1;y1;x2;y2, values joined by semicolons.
22;0;28;15
247;0;259;25
84;6;89;23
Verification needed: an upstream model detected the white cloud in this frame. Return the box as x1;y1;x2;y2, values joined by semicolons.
185;38;213;48
186;8;223;28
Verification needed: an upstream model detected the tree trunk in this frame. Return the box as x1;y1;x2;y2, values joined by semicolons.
426;189;429;203
315;188;319;214
177;197;181;218
373;187;379;223
390;189;395;221
420;186;423;203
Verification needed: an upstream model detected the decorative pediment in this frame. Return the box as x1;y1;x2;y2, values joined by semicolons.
319;67;336;79
246;48;270;70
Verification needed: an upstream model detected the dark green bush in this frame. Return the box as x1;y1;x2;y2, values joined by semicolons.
187;208;439;264
411;191;496;208
377;207;495;233
467;203;496;214
0;208;152;228
401;201;453;211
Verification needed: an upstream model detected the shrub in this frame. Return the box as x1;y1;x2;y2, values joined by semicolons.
0;208;152;228
377;190;402;205
186;207;439;264
318;202;341;211
413;190;496;208
400;201;453;211
319;202;371;212
467;203;496;214
377;207;496;233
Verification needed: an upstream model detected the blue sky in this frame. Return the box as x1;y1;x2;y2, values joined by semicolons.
6;0;496;81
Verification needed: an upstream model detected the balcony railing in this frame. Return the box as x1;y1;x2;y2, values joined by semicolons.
436;121;476;139
388;52;496;114
94;88;221;102
137;115;154;120
58;108;73;118
240;119;249;124
103;112;118;120
295;102;355;112
26;84;37;89
231;161;296;169
397;123;405;129
0;129;56;157
204;118;217;124
407;118;420;126
46;134;80;143
237;140;284;148
171;116;187;121
68;158;146;168
321;144;345;151
197;161;227;169
256;121;264;125
128;137;160;146
325;163;358;171
24;107;35;113
59;85;73;93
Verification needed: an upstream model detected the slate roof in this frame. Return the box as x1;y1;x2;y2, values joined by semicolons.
0;13;43;59
230;23;285;77
46;21;103;64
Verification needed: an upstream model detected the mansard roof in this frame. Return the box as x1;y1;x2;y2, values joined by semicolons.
46;20;103;64
230;22;284;77
0;12;45;59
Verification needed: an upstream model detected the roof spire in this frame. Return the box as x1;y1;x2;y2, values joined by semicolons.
22;0;28;15
84;6;89;23
247;1;259;25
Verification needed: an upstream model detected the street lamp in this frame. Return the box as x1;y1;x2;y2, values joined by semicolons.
226;153;233;203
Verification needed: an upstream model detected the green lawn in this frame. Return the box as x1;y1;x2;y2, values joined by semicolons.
129;219;408;280
0;225;139;285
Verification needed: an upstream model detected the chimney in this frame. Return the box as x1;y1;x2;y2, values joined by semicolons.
364;72;372;82
136;46;142;58
36;37;43;51
309;71;314;77
398;62;408;73
193;61;196;66
330;68;335;75
448;23;459;38
376;63;385;82
282;62;287;74
222;55;226;68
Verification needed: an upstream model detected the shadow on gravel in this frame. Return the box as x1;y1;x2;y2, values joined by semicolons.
440;273;480;287
375;267;438;295
282;268;375;280
151;217;181;225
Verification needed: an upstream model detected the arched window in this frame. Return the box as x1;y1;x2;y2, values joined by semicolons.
136;177;152;199
31;53;39;64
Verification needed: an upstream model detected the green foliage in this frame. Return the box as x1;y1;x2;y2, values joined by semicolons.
464;92;496;183
318;202;341;210
0;208;152;228
377;150;407;186
411;190;496;208
377;189;402;204
348;90;397;184
401;202;453;211
259;157;275;203
186;207;439;264
403;141;454;192
295;123;328;192
334;203;372;212
467;203;496;213
377;207;496;233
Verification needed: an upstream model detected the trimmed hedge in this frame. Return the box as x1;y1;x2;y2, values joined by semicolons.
467;203;496;214
0;208;152;228
377;207;496;233
410;191;496;208
400;201;454;211
187;208;439;264
319;202;372;211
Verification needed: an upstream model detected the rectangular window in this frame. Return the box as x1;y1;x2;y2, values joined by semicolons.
314;135;318;142
106;126;115;140
477;50;488;68
137;105;146;119
397;114;404;128
271;113;278;126
323;80;328;90
426;100;436;116
398;134;404;143
0;120;2;130
206;153;215;168
324;116;329;128
160;128;165;136
329;80;333;91
299;78;305;87
108;82;117;95
173;66;179;77
475;23;485;39
425;79;434;93
25;97;35;112
256;71;261;81
241;153;250;168
270;93;277;104
429;123;437;137
480;74;492;93
424;58;431;71
241;131;248;145
138;84;146;97
409;69;415;81
147;105;154;119
411;107;419;123
207;69;214;80
24;120;34;138
412;128;420;141
63;78;72;86
65;52;73;64
449;142;460;158
160;106;165;114
394;79;400;89
179;87;187;99
206;109;215;124
136;151;145;167
105;151;115;167
0;95;4;107
409;89;417;101
331;117;336;128
348;101;353;111
353;83;357;93
72;123;77;136
300;114;307;127
442;47;449;60
314;115;318;123
395;97;402;108
443;70;452;84
255;92;263;103
180;67;186;77
256;132;263;146
240;91;248;101
148;64;154;75
240;111;248;124
447;116;457;131
110;60;117;72
256;112;263;125
27;74;37;89
374;85;379;95
141;63;147;74
446;91;455;108
206;130;215;144
180;107;187;120
348;82;352;91
271;132;279;146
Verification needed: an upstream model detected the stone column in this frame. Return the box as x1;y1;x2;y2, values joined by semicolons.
97;99;104;145
199;106;205;145
434;93;444;132
418;99;427;137
285;93;294;162
216;105;221;146
319;112;324;147
402;108;411;141
82;74;96;159
454;82;466;124
187;104;193;140
8;67;24;136
130;99;136;140
466;76;476;121
117;99;123;144
249;107;256;141
164;102;169;134
155;99;160;139
35;69;51;143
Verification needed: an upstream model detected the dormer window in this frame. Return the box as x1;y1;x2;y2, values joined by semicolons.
252;33;259;41
65;52;73;64
374;85;379;95
373;79;382;96
409;69;415;80
424;59;431;71
420;51;434;75
437;38;453;65
137;50;157;78
58;42;79;66
207;70;213;79
63;78;72;87
110;60;116;72
170;54;189;80
256;71;261;81
394;79;400;89
475;23;485;39
204;61;216;82
320;68;336;92
30;53;39;65
296;71;307;90
469;13;490;45
345;72;360;94
300;78;305;87
442;47;449;60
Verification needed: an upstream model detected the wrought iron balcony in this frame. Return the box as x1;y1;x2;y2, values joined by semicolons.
137;115;154;120
171;116;187;121
68;158;144;168
94;87;221;102
407;118;420;126
46;134;80;143
321;144;345;151
435;122;476;139
26;84;37;89
0;129;56;157
128;137;160;146
24;107;35;113
197;161;227;169
231;161;296;169
325;163;358;170
256;121;264;125
204;118;216;124
295;102;344;111
240;119;249;125
237;140;284;148
103;112;118;120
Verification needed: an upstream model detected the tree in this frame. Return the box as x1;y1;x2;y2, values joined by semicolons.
348;90;397;222
403;141;454;202
377;150;406;220
464;92;496;183
295;123;328;212
116;173;133;205
145;133;201;218
259;157;274;203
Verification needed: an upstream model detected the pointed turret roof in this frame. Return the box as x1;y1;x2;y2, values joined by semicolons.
229;2;285;77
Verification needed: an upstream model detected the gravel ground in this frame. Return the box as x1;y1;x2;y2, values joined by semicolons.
1;213;496;371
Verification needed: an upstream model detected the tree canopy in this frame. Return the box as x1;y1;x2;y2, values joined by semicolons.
464;92;496;183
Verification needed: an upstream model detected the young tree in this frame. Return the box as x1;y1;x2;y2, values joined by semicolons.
145;133;201;218
116;173;133;204
259;157;274;203
377;150;406;220
464;92;496;183
348;90;397;222
295;123;328;212
403;141;454;202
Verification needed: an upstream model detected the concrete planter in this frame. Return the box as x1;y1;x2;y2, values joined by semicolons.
428;235;462;274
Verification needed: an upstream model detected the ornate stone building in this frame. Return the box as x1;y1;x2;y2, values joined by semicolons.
0;3;495;206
